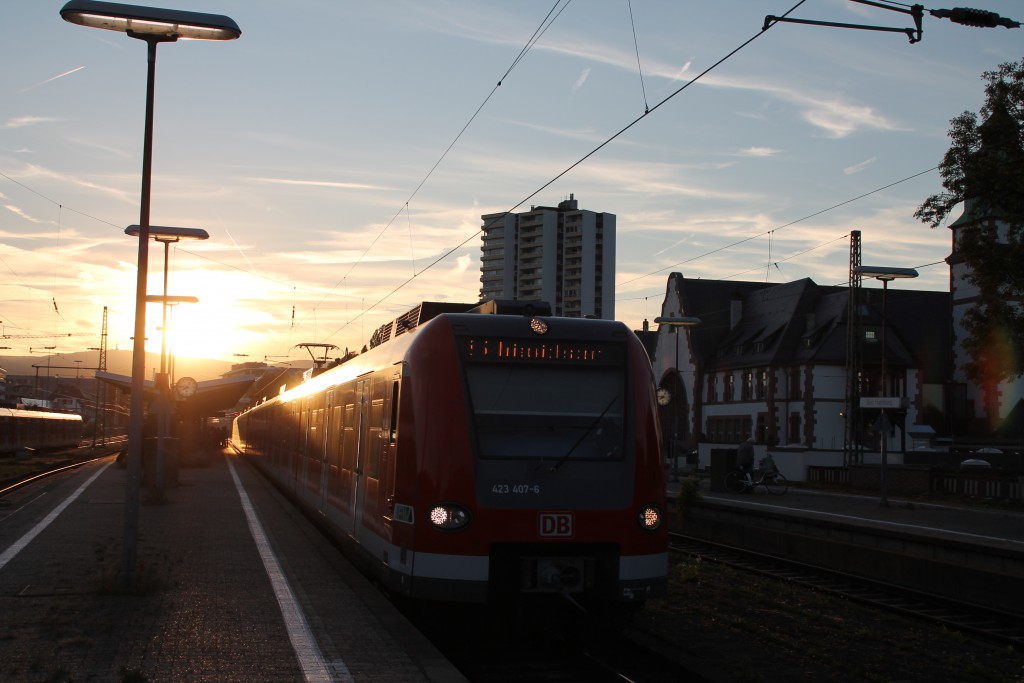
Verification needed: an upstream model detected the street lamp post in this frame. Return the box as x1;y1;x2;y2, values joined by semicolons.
853;265;918;507
145;293;199;499
60;1;239;585
654;315;702;480
126;225;207;500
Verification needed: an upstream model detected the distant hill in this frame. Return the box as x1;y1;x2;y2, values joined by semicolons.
0;349;233;382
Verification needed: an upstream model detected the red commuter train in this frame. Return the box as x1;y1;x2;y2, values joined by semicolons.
231;301;667;616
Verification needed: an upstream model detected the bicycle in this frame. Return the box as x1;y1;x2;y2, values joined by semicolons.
724;455;788;494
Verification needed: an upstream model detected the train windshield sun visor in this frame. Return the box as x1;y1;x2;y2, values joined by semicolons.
463;363;626;462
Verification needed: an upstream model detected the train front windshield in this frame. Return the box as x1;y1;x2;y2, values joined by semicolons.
459;336;627;462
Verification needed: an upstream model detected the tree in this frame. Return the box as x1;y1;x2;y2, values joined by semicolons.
915;60;1024;398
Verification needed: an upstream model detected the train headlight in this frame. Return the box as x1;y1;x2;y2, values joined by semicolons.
638;504;662;531
428;503;471;531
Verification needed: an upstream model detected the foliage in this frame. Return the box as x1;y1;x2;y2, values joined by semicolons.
914;60;1024;389
670;475;702;527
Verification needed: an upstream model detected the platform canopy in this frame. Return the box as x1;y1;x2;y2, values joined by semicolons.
96;371;256;418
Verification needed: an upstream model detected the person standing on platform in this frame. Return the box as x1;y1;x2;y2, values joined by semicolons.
737;436;755;488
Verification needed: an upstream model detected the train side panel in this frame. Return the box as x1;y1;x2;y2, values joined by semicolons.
0;408;83;453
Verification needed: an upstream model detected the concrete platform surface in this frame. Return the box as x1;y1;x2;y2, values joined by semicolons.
0;451;467;683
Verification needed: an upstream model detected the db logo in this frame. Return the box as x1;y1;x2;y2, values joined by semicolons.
539;512;574;538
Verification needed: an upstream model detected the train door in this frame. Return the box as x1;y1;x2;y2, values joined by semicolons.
381;375;400;539
338;388;358;521
359;376;387;538
318;390;336;513
349;376;371;538
294;399;308;492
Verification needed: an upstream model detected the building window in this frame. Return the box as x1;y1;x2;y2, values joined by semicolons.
706;374;718;403
742;370;753;401
706;415;753;444
724;374;735;402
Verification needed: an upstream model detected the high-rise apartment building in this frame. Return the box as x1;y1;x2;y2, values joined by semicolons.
479;194;615;319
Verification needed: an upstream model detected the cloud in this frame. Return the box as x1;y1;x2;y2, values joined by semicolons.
3;204;42;223
739;147;781;157
248;177;390;191
453;253;472;273
3;116;59;129
799;98;900;138
572;68;590;92
19;67;85;93
844;157;878;175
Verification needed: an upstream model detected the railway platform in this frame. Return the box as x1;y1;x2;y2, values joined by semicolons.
671;475;1024;612
0;450;468;683
674;475;1024;550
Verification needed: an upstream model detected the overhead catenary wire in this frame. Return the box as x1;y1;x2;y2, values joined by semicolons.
616;165;939;288
3;0;967;355
312;0;574;314
321;0;812;343
627;0;649;114
11;0;568;350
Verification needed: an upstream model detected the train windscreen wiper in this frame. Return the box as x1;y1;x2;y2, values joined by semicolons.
548;395;618;472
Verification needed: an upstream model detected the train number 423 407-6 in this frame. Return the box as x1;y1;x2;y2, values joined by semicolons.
491;484;541;495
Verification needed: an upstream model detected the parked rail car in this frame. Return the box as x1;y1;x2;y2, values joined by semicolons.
0;407;84;454
232;306;668;615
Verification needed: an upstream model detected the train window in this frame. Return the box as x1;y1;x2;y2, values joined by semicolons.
366;397;385;479
389;381;399;444
341;404;357;472
327;406;342;468
463;363;625;461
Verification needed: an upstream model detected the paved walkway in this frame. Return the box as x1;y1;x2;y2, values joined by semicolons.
0;451;465;683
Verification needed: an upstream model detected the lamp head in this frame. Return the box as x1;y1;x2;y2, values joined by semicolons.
853;265;919;282
60;1;241;41
654;315;702;327
126;225;209;242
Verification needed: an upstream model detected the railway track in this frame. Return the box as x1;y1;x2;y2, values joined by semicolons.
670;531;1024;647
424;612;702;683
0;439;124;496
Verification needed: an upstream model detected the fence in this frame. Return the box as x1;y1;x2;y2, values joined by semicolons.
931;471;1024;501
807;465;1023;502
807;466;848;486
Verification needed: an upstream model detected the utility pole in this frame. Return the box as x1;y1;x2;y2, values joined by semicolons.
93;306;109;446
844;231;863;467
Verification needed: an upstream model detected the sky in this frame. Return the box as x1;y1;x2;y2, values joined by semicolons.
1;0;1021;369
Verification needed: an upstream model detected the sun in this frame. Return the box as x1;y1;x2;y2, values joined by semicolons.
143;267;277;362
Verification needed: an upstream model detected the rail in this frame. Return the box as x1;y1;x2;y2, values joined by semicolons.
669;532;1024;647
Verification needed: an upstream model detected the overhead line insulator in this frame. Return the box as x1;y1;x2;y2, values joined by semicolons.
930;7;1021;29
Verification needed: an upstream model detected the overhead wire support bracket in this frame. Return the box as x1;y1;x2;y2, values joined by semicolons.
764;1;924;44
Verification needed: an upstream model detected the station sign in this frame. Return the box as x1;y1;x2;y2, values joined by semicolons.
860;397;903;409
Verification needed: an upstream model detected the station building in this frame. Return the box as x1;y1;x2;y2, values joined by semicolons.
650;271;954;476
